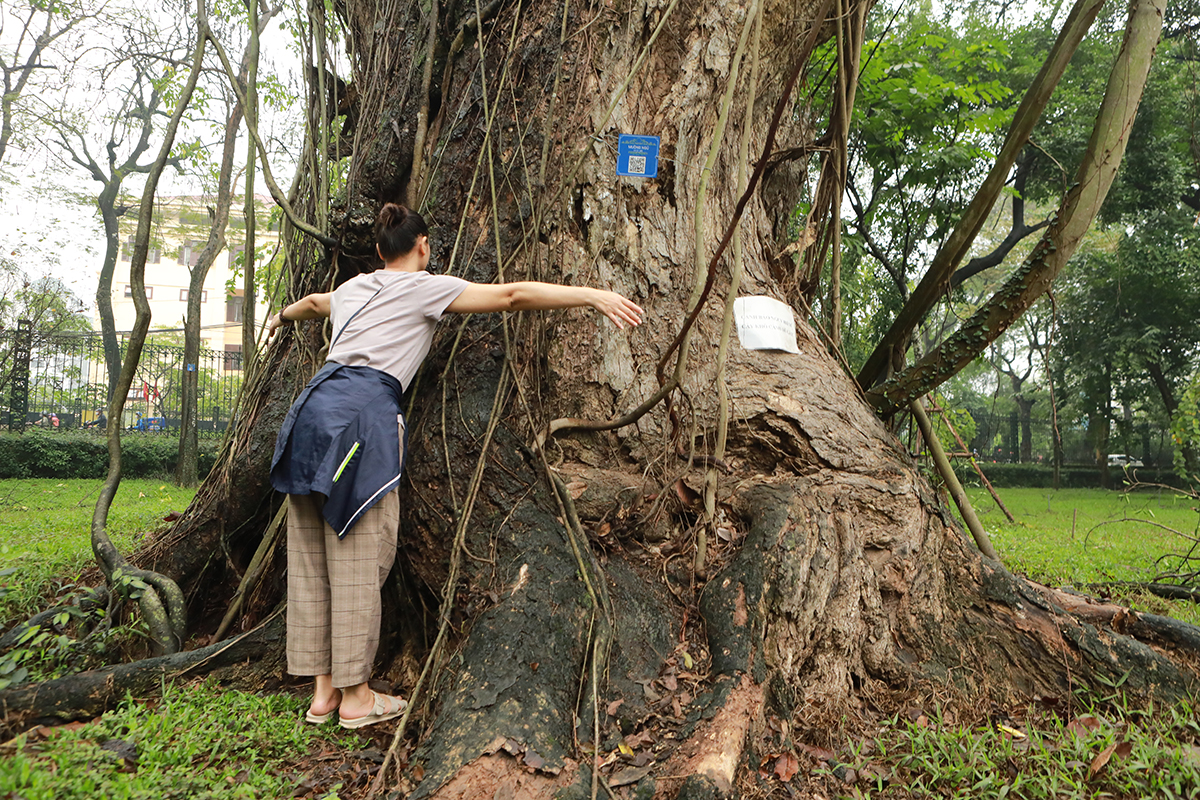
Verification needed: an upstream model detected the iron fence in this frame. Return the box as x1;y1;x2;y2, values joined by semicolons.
0;328;244;438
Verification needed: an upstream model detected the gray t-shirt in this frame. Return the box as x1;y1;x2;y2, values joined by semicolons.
327;270;470;390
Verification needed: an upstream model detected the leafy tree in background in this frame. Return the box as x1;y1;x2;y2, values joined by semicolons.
835;5;1023;363
1172;375;1200;483
174;0;283;488
1054;213;1200;481
1045;2;1200;481
1027;0;1200;222
990;303;1052;463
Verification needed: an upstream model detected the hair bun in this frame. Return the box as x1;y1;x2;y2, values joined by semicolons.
375;202;428;260
379;202;408;228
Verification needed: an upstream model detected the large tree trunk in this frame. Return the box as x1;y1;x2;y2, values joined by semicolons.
109;0;1199;796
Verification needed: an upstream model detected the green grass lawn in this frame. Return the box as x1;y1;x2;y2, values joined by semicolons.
0;479;198;626
960;486;1200;627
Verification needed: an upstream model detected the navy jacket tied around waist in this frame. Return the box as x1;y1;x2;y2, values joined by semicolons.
271;363;406;538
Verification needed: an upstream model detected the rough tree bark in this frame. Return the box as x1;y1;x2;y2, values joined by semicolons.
21;0;1196;796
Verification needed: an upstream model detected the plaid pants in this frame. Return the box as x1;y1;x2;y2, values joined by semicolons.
286;487;399;687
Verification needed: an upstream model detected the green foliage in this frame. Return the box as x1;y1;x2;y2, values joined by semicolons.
930;397;976;455
828;5;1030;368
0;588;109;690
1053;212;1200;471
0;430;218;480
853;23;1013;171
1025;15;1199;224
0;681;357;799
0;270;90;334
1171;376;1200;484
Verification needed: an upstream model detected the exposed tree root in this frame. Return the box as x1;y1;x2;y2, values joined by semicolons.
430;752;580;800
652;675;763;797
1042;585;1200;655
0;612;284;735
402;471;1200;798
1091;581;1200;604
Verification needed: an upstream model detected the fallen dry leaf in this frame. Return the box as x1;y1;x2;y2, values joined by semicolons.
674;479;701;507
774;752;800;782
996;723;1026;740
624;730;654;750
523;749;547;770
1067;716;1102;737
40;721;89;738
510;563;530;595
606;698;624;716
610;765;653;787
1089;741;1119;778
797;743;836;763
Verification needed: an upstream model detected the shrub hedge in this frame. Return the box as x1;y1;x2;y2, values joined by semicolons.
0;430;219;480
952;461;1189;490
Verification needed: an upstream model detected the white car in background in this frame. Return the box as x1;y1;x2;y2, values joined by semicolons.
1107;454;1144;468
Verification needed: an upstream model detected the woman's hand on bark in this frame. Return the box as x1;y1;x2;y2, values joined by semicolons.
591;290;643;329
267;312;287;340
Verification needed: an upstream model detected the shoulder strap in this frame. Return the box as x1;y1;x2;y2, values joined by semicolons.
329;282;388;350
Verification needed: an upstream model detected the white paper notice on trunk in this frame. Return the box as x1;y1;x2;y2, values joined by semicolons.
733;295;800;354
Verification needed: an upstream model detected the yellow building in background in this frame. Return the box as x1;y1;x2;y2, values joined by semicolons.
103;194;279;367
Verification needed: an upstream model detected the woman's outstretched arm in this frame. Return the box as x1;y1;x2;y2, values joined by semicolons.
446;282;643;329
267;292;333;338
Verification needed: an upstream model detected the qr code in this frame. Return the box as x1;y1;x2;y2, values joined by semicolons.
627;155;647;175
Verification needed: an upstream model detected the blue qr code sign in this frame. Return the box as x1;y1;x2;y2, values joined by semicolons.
617;135;660;178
